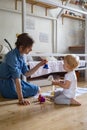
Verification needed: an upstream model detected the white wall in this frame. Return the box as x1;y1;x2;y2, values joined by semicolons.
26;15;54;53
0;0;22;48
0;0;85;53
57;17;85;53
0;10;22;48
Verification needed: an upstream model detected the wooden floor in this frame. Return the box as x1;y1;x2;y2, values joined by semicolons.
0;81;87;130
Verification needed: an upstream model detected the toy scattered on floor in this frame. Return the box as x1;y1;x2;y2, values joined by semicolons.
32;94;53;110
48;75;55;96
48;75;53;81
38;94;46;104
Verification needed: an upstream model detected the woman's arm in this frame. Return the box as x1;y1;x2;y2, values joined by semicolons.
25;60;47;77
15;78;30;105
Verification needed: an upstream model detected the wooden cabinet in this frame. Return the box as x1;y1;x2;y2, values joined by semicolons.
15;0;58;15
68;45;85;53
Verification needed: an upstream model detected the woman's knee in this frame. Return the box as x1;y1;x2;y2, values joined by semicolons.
38;86;41;93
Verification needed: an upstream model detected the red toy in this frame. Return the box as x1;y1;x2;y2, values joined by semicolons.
38;94;45;104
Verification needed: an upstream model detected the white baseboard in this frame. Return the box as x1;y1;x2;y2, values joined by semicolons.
29;79;51;87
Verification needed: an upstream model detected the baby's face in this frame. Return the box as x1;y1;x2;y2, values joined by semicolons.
63;60;71;71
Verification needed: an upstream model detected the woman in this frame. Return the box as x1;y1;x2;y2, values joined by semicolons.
0;33;47;105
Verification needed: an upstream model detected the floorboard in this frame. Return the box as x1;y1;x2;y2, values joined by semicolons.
0;81;87;130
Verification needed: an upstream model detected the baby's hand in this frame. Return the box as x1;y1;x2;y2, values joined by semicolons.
52;80;59;86
58;79;64;84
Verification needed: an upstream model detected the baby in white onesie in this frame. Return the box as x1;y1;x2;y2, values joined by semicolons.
52;54;81;106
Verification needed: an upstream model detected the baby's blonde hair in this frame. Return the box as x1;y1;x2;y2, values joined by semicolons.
64;54;79;70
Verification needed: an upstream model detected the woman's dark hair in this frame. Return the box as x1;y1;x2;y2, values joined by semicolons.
15;33;34;49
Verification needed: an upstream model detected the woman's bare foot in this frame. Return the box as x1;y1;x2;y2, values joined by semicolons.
70;98;81;106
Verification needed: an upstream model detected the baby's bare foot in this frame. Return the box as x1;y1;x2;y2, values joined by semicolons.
70;98;81;106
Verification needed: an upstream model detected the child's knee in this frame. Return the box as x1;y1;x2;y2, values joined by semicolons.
54;97;60;104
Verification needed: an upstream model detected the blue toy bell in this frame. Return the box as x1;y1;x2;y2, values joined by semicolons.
43;63;49;69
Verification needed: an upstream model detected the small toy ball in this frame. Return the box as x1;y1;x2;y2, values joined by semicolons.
43;64;49;69
38;94;45;103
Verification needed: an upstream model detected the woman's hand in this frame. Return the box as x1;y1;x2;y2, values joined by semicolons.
38;59;47;67
25;59;47;77
19;99;30;105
